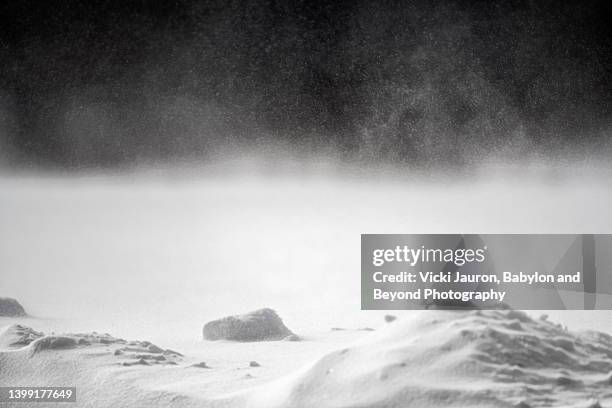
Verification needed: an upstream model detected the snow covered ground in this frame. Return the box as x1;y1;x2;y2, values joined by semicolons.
1;160;612;407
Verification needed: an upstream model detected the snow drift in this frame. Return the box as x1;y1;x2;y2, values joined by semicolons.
3;311;612;407
243;310;612;408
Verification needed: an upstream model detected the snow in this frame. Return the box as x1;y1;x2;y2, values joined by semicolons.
1;160;612;406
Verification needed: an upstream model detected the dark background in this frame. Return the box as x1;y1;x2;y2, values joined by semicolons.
1;0;611;169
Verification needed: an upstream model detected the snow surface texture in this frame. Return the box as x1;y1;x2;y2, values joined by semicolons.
2;311;612;407
243;310;612;408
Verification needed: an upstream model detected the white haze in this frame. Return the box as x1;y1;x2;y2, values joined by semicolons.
1;159;612;349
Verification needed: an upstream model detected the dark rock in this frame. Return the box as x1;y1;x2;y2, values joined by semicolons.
147;344;164;353
122;346;150;353
163;349;184;357
115;344;182;366
282;334;300;341
203;308;294;342
249;361;261;367
136;358;149;365
192;362;210;368
555;376;582;388
384;314;397;323
31;336;77;353
122;358;150;367
135;354;165;361
0;297;27;317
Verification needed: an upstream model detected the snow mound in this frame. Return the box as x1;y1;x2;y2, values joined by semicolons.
246;310;612;408
0;325;183;367
203;308;295;342
0;324;43;348
0;327;191;408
